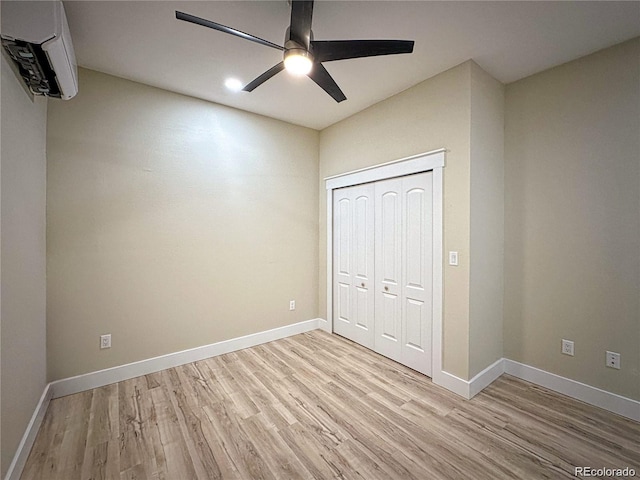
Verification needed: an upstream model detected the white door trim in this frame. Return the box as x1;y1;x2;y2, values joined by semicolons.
324;149;445;381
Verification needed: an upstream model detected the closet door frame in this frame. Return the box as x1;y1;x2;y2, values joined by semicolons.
324;148;445;379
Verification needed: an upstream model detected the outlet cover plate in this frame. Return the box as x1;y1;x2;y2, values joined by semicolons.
606;351;620;369
561;339;574;356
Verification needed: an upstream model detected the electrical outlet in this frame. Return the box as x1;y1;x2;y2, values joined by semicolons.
606;351;620;369
289;300;295;311
561;339;574;356
100;334;111;349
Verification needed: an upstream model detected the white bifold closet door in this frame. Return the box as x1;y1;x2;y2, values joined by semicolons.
333;183;375;349
374;172;433;376
333;172;433;376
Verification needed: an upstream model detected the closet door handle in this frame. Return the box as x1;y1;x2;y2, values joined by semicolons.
361;282;365;288
384;286;389;292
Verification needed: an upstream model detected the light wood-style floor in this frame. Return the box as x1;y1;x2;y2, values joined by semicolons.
22;330;640;479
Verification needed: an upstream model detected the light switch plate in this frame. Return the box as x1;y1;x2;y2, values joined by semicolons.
449;251;459;266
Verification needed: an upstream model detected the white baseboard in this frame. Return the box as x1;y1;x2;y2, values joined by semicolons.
504;359;640;422
4;384;53;480
433;370;471;398
433;358;505;399
437;358;640;421
317;317;330;333
469;358;506;398
51;318;321;398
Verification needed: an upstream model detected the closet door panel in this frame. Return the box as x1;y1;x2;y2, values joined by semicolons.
405;298;424;350
374;178;402;361
354;285;370;329
354;194;371;279
380;292;398;341
405;188;425;291
400;172;433;376
333;184;375;349
335;196;352;282
351;185;375;348
380;191;401;286
336;282;351;327
333;189;352;337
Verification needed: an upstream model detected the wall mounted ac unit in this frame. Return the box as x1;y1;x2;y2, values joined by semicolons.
1;0;78;100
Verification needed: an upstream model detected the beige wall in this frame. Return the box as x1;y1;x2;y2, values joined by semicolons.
319;62;473;379
46;68;319;381
1;54;48;476
504;38;640;400
469;63;505;377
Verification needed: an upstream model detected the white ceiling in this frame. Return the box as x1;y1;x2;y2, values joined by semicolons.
64;1;640;130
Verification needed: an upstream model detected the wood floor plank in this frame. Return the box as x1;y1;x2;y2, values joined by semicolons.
81;383;120;480
207;360;260;420
319;379;481;479
201;402;276;480
20;394;69;479
21;331;640;480
56;390;93;479
149;384;198;480
163;368;224;479
144;372;163;390
239;413;310;479
118;378;151;476
444;407;576;479
251;344;297;377
281;374;431;479
278;421;348;479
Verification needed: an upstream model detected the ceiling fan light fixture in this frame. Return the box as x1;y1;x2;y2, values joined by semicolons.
284;49;313;75
224;78;243;91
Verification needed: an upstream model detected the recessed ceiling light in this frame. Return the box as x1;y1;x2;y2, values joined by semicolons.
224;78;243;92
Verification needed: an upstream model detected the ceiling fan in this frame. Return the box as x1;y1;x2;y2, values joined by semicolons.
175;1;414;103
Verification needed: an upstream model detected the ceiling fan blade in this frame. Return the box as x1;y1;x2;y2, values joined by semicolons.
307;63;346;103
312;40;414;62
243;62;285;92
288;0;314;48
176;11;284;51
